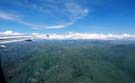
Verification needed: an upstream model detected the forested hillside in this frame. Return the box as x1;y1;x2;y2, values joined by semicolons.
0;40;135;83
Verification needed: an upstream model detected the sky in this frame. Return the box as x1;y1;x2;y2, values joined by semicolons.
0;0;135;39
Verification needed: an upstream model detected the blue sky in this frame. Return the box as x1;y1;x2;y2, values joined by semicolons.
0;0;135;34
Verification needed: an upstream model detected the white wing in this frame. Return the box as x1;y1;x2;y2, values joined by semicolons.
0;35;32;47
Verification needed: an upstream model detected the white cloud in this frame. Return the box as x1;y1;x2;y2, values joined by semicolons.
0;0;89;30
32;22;73;29
0;30;23;35
65;2;88;20
29;1;89;29
0;12;15;20
1;30;135;40
0;12;73;29
31;32;135;40
15;1;89;29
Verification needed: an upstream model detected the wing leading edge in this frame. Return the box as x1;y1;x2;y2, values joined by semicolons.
0;35;32;48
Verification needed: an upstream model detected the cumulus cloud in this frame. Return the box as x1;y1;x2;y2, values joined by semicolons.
31;32;135;40
1;30;135;40
0;30;23;35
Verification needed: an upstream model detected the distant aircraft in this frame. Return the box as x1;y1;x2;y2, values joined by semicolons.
0;35;33;48
46;34;49;38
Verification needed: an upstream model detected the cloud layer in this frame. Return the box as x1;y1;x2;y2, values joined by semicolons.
1;31;135;40
32;32;135;40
